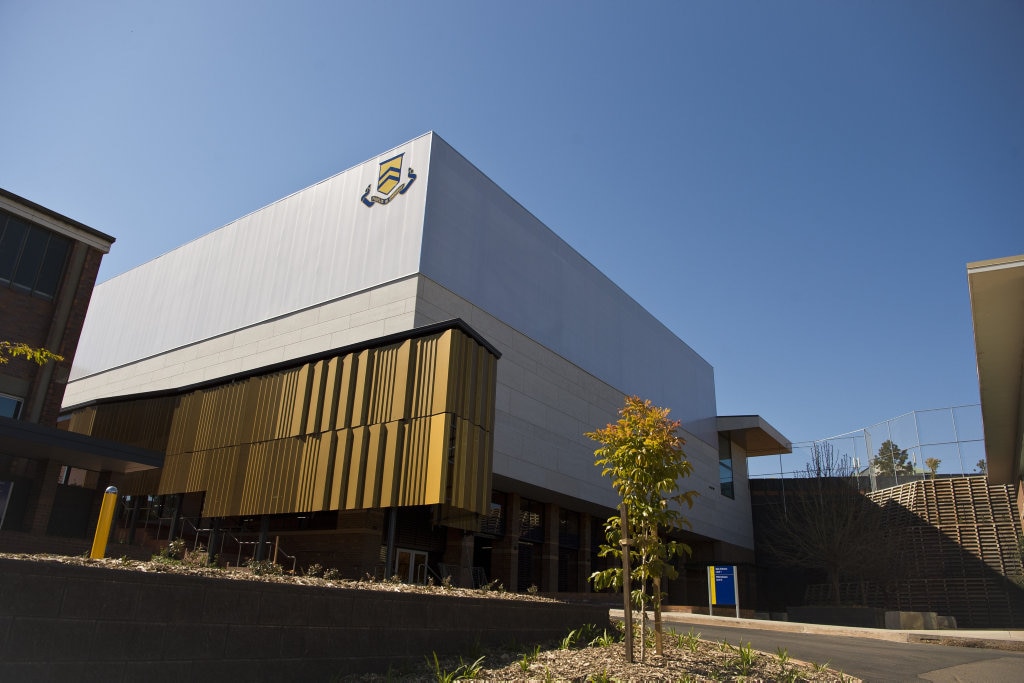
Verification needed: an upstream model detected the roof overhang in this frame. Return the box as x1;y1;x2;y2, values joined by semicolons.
0;417;162;474
967;254;1024;486
716;415;792;457
0;188;115;253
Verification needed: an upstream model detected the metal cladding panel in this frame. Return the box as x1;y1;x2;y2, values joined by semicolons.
419;135;718;444
69;326;498;519
70;134;433;380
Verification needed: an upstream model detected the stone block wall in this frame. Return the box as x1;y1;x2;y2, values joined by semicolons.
0;558;609;681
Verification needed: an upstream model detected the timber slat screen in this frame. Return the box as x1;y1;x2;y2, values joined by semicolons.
68;327;498;524
865;477;1024;627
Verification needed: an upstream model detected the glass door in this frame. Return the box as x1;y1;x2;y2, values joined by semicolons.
394;548;429;583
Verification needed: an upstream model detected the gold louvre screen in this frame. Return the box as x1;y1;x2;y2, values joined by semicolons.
70;327;497;520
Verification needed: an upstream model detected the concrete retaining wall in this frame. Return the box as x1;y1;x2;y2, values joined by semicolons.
0;558;609;681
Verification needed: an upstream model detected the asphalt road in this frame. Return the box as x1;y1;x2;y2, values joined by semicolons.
670;622;1024;682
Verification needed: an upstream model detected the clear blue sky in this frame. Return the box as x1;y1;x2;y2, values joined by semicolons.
2;2;1021;457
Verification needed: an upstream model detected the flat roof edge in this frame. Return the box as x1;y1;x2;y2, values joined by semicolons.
63;318;500;412
717;415;793;456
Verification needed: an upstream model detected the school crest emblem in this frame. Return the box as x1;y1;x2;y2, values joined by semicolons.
361;153;417;207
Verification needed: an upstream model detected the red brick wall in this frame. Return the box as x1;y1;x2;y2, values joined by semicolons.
38;246;104;424
0;287;52;399
0;245;104;425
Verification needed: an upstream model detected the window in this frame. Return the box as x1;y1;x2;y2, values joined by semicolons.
0;394;23;419
519;498;545;543
718;433;734;499
57;465;96;488
0;208;71;299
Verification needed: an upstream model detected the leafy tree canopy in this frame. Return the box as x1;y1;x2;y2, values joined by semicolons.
0;341;63;366
761;441;890;605
874;439;914;476
586;395;696;661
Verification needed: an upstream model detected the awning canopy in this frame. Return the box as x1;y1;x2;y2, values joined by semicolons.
968;254;1024;486
0;417;162;474
716;415;792;457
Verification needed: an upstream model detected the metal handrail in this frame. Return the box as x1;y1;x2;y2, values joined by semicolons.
416;562;444;585
221;531;297;574
272;536;298;574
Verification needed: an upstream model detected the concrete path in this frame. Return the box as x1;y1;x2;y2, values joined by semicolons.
610;609;1024;650
611;610;1024;681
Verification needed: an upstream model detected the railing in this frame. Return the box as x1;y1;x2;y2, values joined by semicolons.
223;531;297;573
435;563;488;588
470;566;488;588
271;536;298;574
115;504;298;573
416;562;444;585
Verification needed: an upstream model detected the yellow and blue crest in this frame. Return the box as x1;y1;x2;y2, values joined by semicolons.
377;154;404;195
362;152;417;207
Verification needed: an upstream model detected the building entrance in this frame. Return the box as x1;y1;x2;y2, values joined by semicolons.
394;548;429;583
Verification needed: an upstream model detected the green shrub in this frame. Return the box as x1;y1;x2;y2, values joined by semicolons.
246;558;283;576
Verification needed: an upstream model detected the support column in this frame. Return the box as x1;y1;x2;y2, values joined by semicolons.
542;502;560;593
166;494;182;542
255;514;270;561
126;496;141;544
207;518;221;564
491;492;520;591
579;512;592;592
443;528;476;587
384;508;397;578
29;460;63;535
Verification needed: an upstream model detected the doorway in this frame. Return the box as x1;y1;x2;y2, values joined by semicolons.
394;548;429;583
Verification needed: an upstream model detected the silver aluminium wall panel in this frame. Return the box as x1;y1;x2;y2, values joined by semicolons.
419;135;719;445
70;134;433;381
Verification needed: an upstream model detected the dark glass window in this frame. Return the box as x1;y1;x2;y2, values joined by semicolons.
480;490;506;536
558;509;579;548
36;238;70;297
519;498;545;543
0;208;71;299
0;215;28;280
718;433;735;499
0;394;23;419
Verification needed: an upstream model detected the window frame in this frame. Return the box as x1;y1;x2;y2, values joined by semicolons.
0;208;71;300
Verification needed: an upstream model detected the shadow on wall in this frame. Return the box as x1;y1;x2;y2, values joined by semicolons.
751;477;1024;628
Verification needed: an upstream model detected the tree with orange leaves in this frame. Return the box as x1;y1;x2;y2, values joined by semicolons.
586;395;696;662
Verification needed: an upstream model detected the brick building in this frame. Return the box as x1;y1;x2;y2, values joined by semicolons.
0;189;159;548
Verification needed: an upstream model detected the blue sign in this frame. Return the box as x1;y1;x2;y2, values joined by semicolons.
709;565;737;606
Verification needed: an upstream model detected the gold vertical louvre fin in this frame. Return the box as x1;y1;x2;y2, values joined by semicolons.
369;346;395;424
362;422;386;508
448;418;491;513
66;405;96;436
351;349;371;427
329;428;353;511
346;426;369;509
432;329;455;415
71;395;177;453
68;326;498;520
391;340;414;422
336;353;357;428
410;334;439;417
320;357;341;432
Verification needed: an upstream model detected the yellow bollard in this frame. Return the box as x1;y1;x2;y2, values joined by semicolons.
89;486;119;559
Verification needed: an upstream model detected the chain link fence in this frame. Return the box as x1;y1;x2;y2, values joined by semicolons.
749;404;985;491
